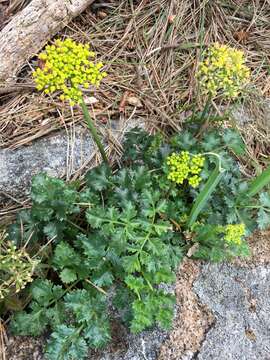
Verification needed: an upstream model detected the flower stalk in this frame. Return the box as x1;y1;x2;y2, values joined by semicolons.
80;98;108;164
33;38;108;164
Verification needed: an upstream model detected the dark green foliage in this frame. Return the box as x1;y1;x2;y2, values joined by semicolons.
45;325;88;360
8;127;269;359
9;174;80;246
10;280;65;336
85;163;112;191
257;192;270;230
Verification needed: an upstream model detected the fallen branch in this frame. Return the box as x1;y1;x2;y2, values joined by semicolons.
0;0;95;83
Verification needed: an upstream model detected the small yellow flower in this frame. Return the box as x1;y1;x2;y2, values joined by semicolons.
197;43;250;99
223;223;245;245
33;38;107;105
166;151;205;188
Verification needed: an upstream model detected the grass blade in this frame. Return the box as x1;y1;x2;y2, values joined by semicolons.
246;165;270;198
187;161;225;228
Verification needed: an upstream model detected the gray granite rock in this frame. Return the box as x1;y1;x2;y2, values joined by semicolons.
231;99;270;127
91;284;176;360
0;126;94;201
98;328;169;360
0;120;144;202
193;263;270;360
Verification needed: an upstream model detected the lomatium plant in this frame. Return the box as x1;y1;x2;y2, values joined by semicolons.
196;43;250;122
33;38;108;163
197;43;250;99
4;39;270;360
8;125;270;359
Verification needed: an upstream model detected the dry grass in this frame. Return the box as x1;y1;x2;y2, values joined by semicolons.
0;319;7;360
7;0;31;14
1;0;270;148
0;0;270;218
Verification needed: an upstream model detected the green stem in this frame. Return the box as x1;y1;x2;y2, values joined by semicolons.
66;219;87;233
84;278;107;295
199;95;212;123
201;152;223;172
59;324;85;360
80;98;108;164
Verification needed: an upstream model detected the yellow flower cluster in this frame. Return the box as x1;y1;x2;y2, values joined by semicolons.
0;238;39;299
223;223;245;245
166;151;205;188
197;43;250;98
33;38;107;106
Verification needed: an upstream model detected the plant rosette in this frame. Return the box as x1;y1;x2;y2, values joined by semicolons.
7;126;270;359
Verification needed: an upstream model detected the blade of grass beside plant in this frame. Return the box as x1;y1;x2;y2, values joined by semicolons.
187;160;225;228
246;165;270;198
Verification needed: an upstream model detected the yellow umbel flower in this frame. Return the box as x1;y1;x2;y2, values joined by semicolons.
166;151;205;188
224;223;246;245
197;43;250;99
33;38;107;105
0;237;39;299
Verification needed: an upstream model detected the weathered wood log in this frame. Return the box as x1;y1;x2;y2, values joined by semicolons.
0;0;95;83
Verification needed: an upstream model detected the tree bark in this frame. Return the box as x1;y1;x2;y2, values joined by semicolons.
0;0;95;83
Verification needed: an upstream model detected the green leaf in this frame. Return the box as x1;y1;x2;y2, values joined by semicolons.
141;190;160;218
130;299;154;333
257;209;270;230
86;207;120;229
31;173;79;221
222;129;245;155
187;158;225;227
122;201;138;220
10;303;48;336
123;254;141;273
201;132;222;151
64;289;107;325
46;302;66;330
85;163;112;191
84;320;111;348
122;128;152;162
31;280;64;307
154;291;175;329
77;233;107;260
125;275;146;294
59;268;77;284
153;220;171;235
171;131;196;150
152;267;176;284
145;257;158;273
246;165;270;198
45;325;88;360
146;238;165;256
43;222;64;239
91;269;114;287
259;192;270;208
113;286;134;310
8;210;41;247
130;290;175;333
52;242;82;270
